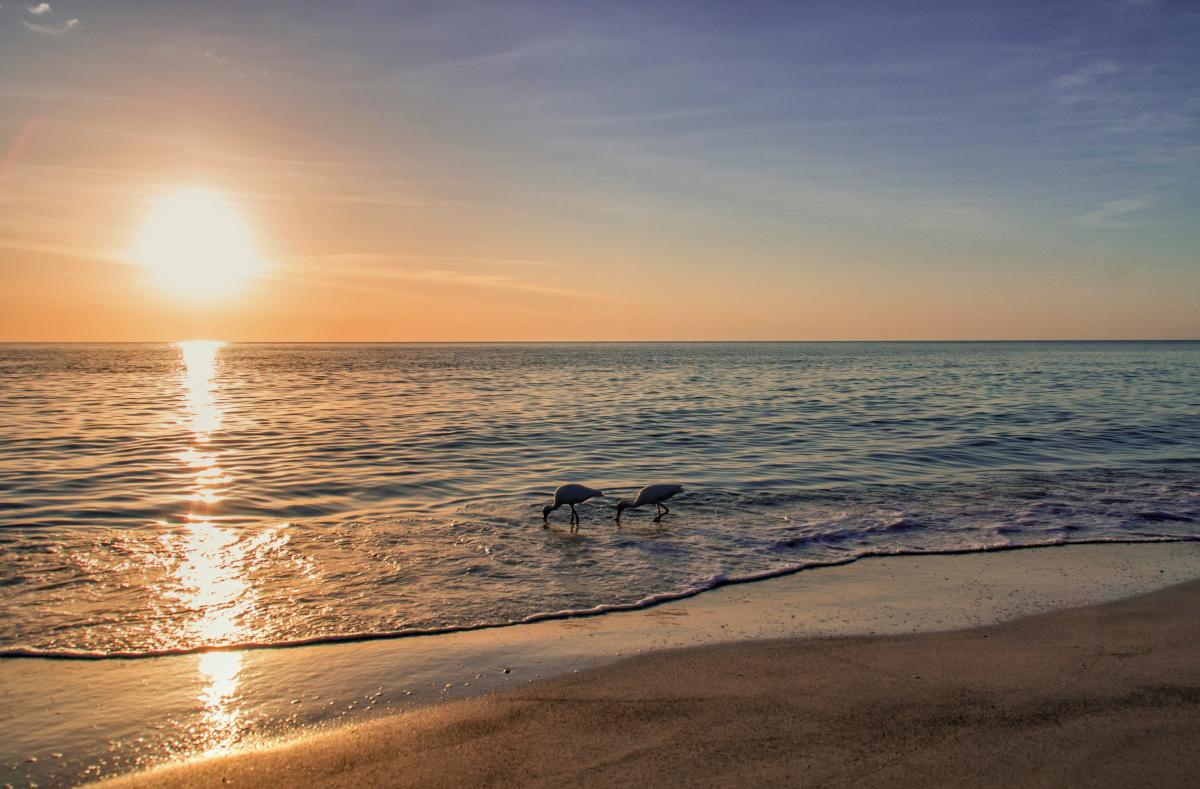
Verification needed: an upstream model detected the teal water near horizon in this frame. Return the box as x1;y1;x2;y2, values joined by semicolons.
1;341;1197;657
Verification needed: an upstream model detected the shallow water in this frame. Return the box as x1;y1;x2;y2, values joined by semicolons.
1;341;1197;656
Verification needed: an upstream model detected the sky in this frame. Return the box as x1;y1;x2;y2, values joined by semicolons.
0;0;1197;340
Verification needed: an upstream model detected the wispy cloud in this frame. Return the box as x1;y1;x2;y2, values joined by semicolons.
403;38;626;79
285;253;599;300
27;2;50;14
22;17;80;35
0;237;124;265
1052;60;1120;90
1077;198;1149;227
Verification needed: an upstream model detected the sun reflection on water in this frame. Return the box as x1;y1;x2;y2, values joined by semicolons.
175;520;251;643
180;340;223;439
174;340;250;753
197;650;244;753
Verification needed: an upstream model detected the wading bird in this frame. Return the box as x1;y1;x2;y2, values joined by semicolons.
543;483;605;527
616;484;684;523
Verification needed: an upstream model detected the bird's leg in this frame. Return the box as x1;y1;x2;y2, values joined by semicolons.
661;503;670;515
653;503;663;523
570;503;578;524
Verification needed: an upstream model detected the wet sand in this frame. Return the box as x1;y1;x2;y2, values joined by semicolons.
103;575;1200;788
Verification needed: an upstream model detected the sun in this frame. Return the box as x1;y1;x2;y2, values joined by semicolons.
131;186;264;302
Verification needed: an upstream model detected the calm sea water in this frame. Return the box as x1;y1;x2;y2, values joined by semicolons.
1;342;1197;657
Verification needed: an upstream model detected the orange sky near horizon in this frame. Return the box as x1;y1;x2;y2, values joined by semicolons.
2;129;1191;342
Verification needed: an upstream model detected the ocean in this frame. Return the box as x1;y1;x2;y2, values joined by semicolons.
1;341;1198;658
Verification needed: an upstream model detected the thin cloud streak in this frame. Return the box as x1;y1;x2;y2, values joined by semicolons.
0;237;125;265
22;17;79;35
1052;61;1120;90
284;253;602;301
1077;198;1150;228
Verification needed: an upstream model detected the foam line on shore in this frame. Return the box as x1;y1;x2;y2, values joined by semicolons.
4;535;1195;661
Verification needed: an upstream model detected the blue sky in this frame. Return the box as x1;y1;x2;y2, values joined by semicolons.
1;0;1197;339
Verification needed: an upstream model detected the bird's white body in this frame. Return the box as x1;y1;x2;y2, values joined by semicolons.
543;483;604;528
554;483;604;507
631;483;683;508
616;483;684;522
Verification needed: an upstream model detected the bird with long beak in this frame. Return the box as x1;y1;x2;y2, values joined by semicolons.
615;484;684;524
543;483;604;528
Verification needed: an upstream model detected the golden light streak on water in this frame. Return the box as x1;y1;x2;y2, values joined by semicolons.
196;650;244;754
175;521;250;642
175;340;250;753
179;340;223;439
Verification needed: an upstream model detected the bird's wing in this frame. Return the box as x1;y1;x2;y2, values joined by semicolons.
557;483;602;503
628;484;676;503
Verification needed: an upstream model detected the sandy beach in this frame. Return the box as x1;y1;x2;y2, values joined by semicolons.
101;570;1200;788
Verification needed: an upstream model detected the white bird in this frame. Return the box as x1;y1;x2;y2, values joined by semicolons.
616;484;684;523
543;483;605;527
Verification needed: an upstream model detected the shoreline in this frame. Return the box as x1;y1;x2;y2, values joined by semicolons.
10;536;1193;662
103;574;1200;788
4;540;1200;787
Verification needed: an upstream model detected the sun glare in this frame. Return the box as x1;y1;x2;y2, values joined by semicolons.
132;187;263;302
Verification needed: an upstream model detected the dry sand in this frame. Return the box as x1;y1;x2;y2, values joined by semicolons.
104;577;1200;788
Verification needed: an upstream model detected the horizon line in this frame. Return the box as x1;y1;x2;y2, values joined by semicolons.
2;338;1198;344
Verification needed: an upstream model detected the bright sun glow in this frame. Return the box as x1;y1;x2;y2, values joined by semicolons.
132;187;263;302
